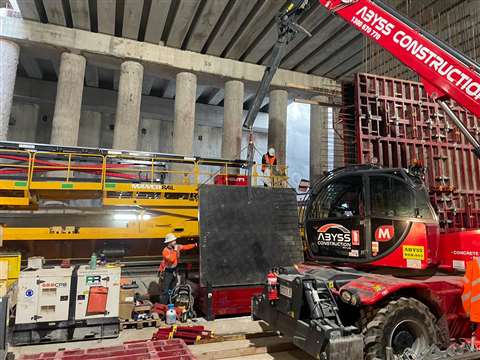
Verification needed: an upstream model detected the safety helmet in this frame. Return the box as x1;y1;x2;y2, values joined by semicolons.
268;148;275;156
164;233;177;244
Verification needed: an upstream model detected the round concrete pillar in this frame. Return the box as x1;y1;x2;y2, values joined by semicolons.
222;80;244;160
173;72;197;156
268;89;288;165
0;39;20;141
113;61;144;150
50;52;86;146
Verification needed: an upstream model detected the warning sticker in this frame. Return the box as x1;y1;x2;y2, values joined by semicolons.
402;245;425;260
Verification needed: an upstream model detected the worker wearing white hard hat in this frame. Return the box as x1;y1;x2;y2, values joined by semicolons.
159;233;197;304
262;147;278;187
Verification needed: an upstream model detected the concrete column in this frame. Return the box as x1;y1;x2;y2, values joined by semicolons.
333;108;344;168
78;110;102;147
172;72;197;155
8;102;39;142
113;61;144;150
268;89;288;165
50;52;86;146
139;117;161;153
310;98;329;181
0;39;20;141
222;80;244;160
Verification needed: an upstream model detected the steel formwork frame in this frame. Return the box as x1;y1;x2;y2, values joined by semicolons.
344;73;480;232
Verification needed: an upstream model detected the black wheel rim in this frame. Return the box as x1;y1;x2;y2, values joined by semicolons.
389;319;429;355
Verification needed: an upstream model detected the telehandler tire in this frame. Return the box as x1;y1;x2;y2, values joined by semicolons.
363;297;439;359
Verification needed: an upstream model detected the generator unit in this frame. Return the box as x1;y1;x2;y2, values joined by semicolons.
12;265;120;345
74;265;120;320
15;266;72;325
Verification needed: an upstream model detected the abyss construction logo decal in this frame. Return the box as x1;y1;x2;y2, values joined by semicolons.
316;223;352;250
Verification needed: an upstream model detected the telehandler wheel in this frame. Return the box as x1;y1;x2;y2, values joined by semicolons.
364;297;439;360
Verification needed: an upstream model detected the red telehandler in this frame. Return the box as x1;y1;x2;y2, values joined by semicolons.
252;0;480;359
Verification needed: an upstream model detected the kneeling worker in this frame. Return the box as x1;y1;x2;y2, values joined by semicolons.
159;233;198;304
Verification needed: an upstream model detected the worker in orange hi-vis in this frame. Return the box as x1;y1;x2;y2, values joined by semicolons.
261;147;278;187
159;233;197;304
462;257;480;349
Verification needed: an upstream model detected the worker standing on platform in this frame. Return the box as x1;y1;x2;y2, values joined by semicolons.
159;233;197;304
262;147;278;187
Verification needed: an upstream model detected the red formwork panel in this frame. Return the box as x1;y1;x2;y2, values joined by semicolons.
343;73;480;232
17;339;196;360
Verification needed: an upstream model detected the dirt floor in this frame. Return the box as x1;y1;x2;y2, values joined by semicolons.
9;316;313;359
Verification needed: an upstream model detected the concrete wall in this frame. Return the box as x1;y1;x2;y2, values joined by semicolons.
7;100;39;142
7;99;268;160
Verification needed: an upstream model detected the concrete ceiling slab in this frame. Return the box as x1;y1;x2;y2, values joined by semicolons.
12;0;478;84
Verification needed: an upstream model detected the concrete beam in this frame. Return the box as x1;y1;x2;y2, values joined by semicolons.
163;81;176;98
205;0;256;57
185;0;228;52
144;0;170;45
197;86;220;104
97;0;115;35
151;78;169;97
325;50;362;80
310;35;362;76
42;0;66;26
0;16;339;97
70;0;90;31
207;88;224;106
166;0;200;49
243;20;276;64
282;17;345;70
16;0;40;20
19;52;43;78
262;3;328;66
312;40;362;76
142;75;155;96
85;63;99;87
13;77;269;132
122;0;143;40
295;28;359;73
225;0;283;60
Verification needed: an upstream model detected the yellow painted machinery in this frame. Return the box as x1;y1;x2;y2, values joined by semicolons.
0;141;288;260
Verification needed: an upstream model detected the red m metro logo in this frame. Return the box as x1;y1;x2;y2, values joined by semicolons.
375;225;395;241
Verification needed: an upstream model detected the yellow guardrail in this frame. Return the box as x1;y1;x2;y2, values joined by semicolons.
0;150;288;196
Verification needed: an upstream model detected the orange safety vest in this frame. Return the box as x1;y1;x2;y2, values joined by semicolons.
159;244;196;272
262;154;277;172
462;257;480;323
